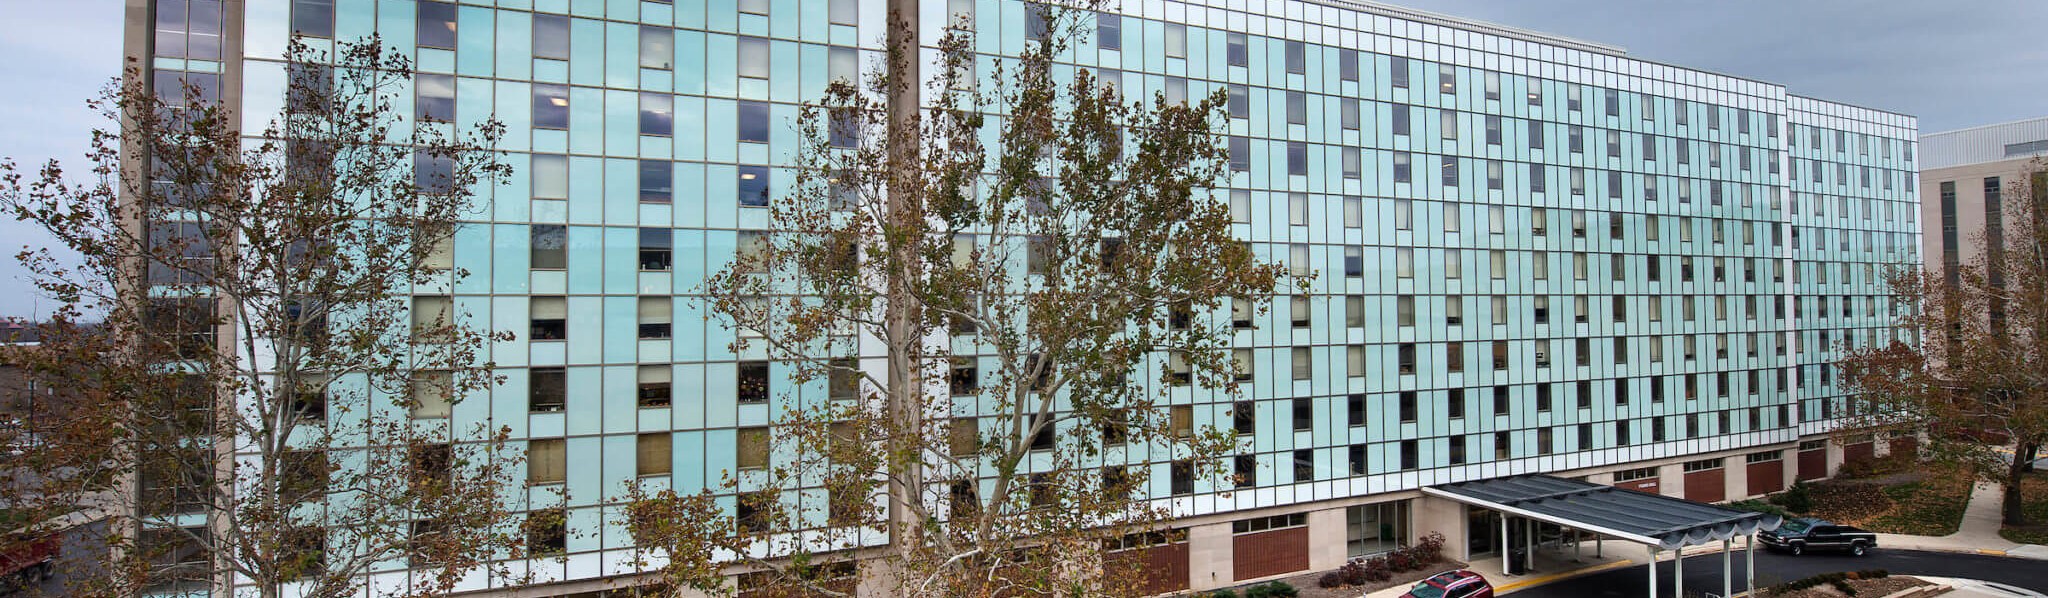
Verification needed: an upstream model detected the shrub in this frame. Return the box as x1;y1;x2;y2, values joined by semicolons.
1316;572;1347;589
1204;591;1237;598
1243;581;1297;598
1727;499;1791;518
1413;532;1448;563
1771;481;1815;513
1338;560;1370;586
1386;551;1415;572
1362;557;1392;581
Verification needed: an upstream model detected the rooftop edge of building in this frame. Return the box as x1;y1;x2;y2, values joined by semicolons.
1301;0;1628;56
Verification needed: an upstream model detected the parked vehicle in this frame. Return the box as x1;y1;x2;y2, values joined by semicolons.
1395;569;1493;598
0;532;57;587
1758;517;1878;556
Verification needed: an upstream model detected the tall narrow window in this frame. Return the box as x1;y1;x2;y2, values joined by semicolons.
739;166;771;207
624;159;670;204
416;73;455;123
638;297;672;339
1097;13;1122;51
292;0;335;38
532;84;569;130
1226;33;1248;67
640;93;674;137
738;37;770;80
738;101;771;144
530;297;567;341
530;367;565;412
533;14;569;60
637;433;672;476
1391;57;1410;88
640;26;674;69
639;228;673;271
530;225;566;269
638;365;672;408
417;2;458;49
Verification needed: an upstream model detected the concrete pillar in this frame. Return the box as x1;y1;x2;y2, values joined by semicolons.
1500;515;1511;576
1722;539;1732;598
1727;459;1748;501
1523;518;1534;572
1412;495;1469;560
1648;546;1659;598
1662;463;1686;499
1675;545;1684;598
1747;533;1757;596
1307;508;1349;571
1187;522;1234;591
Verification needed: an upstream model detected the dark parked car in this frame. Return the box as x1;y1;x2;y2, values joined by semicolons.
1396;570;1494;598
1758;517;1878;556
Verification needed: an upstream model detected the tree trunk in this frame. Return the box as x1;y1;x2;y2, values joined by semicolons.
883;0;925;585
2006;441;2037;526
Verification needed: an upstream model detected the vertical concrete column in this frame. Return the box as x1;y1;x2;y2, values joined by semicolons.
1307;507;1349;571
1648;546;1659;598
1187;522;1235;592
1412;496;1468;560
1722;538;1732;598
1727;460;1748;501
1661;463;1686;498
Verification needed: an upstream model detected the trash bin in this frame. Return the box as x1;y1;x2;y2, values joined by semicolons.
1507;549;1528;575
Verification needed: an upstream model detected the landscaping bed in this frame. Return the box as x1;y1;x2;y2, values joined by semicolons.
1799;467;1972;536
2001;470;2048;545
1763;570;1932;597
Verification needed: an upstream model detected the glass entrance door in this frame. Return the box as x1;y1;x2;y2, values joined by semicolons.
1467;507;1500;559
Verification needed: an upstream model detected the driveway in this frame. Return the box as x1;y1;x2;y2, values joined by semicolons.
1511;548;2048;597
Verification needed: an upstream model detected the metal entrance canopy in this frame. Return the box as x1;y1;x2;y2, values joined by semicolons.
1424;473;1784;598
1424;474;1782;549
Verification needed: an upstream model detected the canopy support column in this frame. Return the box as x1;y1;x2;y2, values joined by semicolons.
1648;545;1659;598
1723;538;1732;598
1523;517;1534;573
1675;544;1684;598
1747;532;1757;597
1501;514;1511;576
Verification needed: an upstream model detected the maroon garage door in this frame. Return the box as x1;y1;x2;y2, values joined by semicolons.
1684;467;1726;503
1798;448;1828;481
1233;527;1309;581
1107;540;1188;595
1748;459;1785;495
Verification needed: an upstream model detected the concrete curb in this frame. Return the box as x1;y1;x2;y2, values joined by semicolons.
1492;559;1637;595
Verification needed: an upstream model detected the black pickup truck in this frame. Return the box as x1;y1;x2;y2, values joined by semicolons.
1758;517;1878;556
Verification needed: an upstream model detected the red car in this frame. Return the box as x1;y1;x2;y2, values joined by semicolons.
1398;570;1494;598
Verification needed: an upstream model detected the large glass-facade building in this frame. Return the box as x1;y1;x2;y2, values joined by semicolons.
129;0;1919;594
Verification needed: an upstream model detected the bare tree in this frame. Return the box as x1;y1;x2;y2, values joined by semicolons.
1839;159;2048;526
0;37;526;598
625;3;1289;596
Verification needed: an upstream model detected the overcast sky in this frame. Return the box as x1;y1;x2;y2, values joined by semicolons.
0;0;2044;317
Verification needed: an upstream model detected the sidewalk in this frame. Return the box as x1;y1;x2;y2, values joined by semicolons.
1873;481;2048;560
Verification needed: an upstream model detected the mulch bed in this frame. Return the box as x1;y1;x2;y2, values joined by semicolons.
1277;560;1468;598
1768;576;1930;597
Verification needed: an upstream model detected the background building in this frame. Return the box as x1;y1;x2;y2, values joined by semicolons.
129;0;1918;594
1920;117;2048;285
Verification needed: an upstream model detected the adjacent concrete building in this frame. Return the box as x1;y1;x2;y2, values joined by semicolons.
126;0;1919;594
1920;117;2048;283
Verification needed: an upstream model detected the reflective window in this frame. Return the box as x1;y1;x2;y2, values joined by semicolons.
416;1;457;50
532;84;569;130
533;14;569;60
640;93;673;137
291;0;334;38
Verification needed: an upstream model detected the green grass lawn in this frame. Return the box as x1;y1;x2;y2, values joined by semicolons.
2001;471;2048;545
